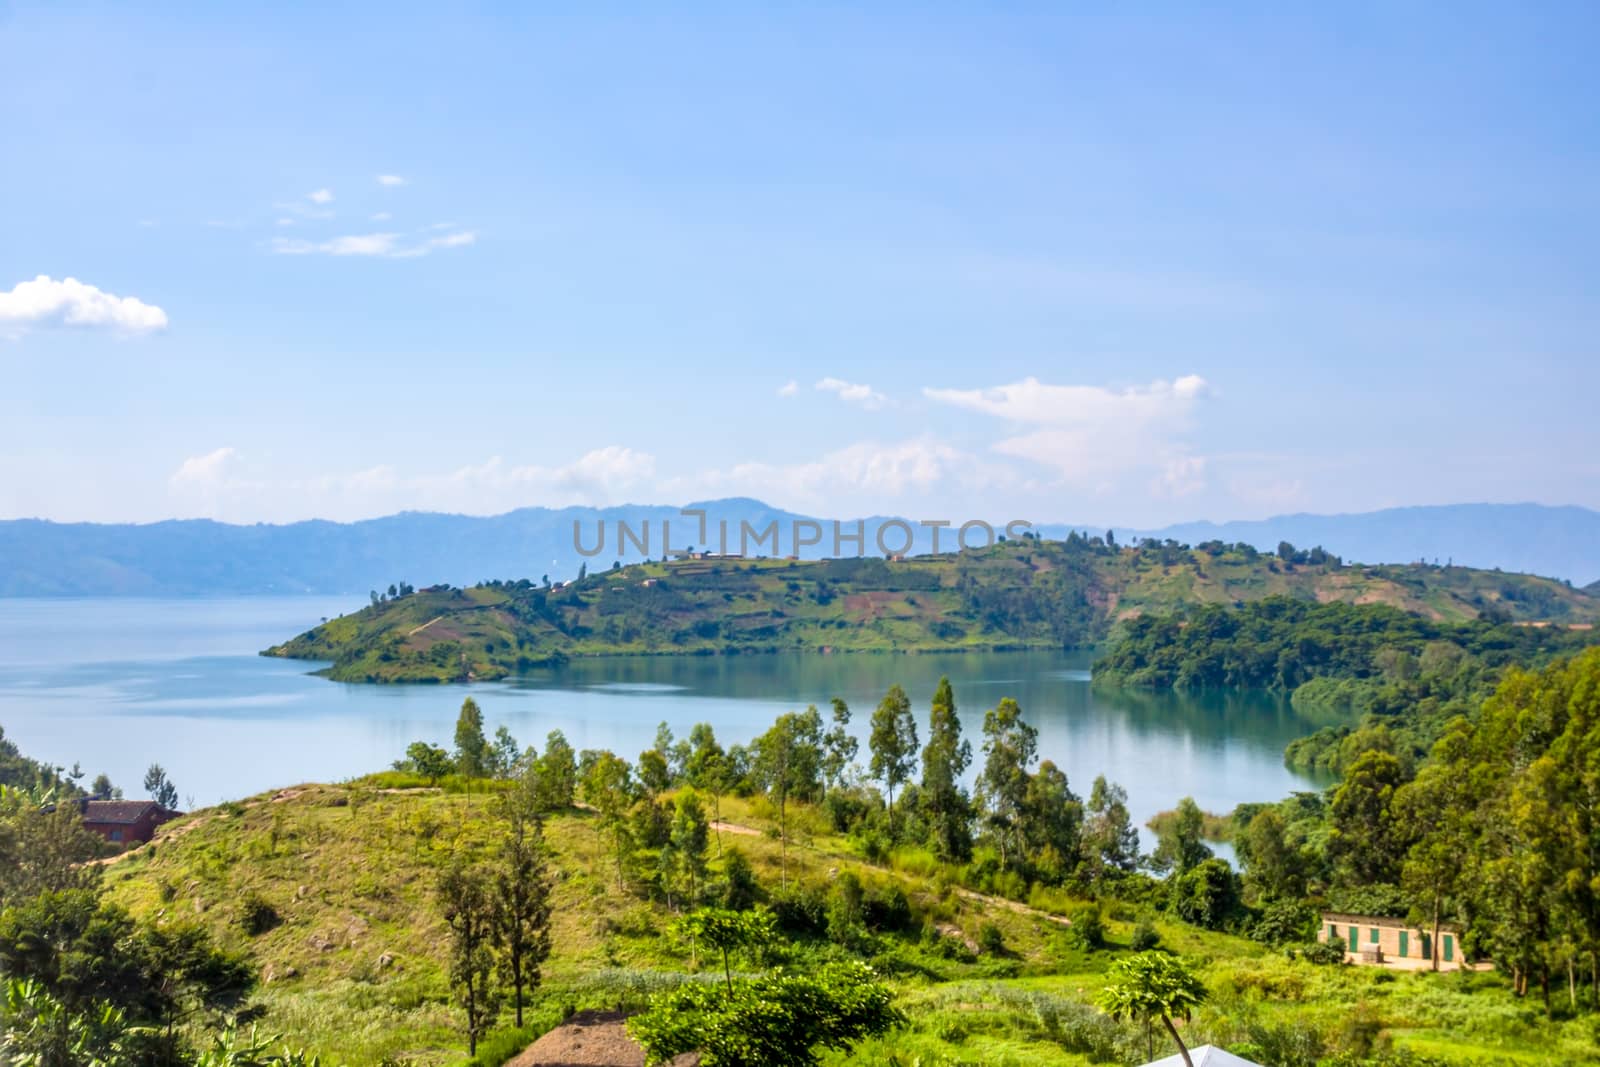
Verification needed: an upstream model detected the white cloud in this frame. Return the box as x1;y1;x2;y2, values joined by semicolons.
170;446;659;520
307;188;334;205
669;436;1027;515
0;275;169;335
925;374;1211;494
170;447;237;487
777;380;799;398
376;175;407;187
269;229;475;259
370;212;392;222
815;377;888;410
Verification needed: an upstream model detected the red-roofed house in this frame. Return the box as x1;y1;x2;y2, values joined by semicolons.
76;799;181;846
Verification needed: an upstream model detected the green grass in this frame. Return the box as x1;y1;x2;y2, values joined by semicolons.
102;782;1600;1066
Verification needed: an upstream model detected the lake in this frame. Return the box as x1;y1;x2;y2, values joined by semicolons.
0;597;1332;849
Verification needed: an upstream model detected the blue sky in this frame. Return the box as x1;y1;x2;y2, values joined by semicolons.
2;3;1596;527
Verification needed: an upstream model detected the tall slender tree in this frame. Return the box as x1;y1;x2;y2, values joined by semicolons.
920;677;973;862
491;793;553;1027
869;685;918;834
821;698;859;795
976;697;1036;870
453;698;489;779
438;861;498;1056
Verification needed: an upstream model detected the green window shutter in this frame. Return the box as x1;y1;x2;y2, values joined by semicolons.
1443;934;1453;962
1370;927;1379;944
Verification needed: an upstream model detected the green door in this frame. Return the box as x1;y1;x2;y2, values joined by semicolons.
1443;934;1454;962
1420;933;1432;960
1349;926;1358;951
1399;930;1409;957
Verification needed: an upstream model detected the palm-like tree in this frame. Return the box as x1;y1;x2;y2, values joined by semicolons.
1095;951;1208;1066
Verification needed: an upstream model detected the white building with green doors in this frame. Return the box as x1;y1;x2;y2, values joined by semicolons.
1321;912;1471;971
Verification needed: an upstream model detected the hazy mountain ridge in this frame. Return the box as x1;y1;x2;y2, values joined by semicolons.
2;500;1597;596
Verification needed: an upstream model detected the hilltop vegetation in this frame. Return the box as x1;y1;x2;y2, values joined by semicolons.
11;648;1600;1065
1094;597;1600;774
263;536;1599;683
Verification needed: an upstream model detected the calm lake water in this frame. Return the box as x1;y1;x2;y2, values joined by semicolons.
0;597;1332;848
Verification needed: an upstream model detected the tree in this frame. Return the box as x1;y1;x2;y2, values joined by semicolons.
1239;808;1308;902
662;790;710;909
684;725;732;854
405;742;453;785
453;698;489;779
638;748;672;797
821;698;858;795
490;795;553;1027
1151;797;1212;877
1096;951;1208;1067
976;698;1037;869
89;774;118;800
438;861;498;1056
489;725;521;779
531;730;577;811
673;908;777;992
868;686;918;833
1022;760;1081;883
580;751;637;891
1327;749;1411;887
752;707;823;886
1083;776;1141;885
920;677;973;862
0;805;103;907
1172;858;1241;929
143;764;178;810
628;961;902;1067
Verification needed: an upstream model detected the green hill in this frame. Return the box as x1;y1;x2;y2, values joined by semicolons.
263;538;1600;683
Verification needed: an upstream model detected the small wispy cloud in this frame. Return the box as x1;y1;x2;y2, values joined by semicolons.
269;229;477;259
815;377;888;410
0;275;169;335
778;380;799;398
307;188;334;205
370;212;392;221
170;446;237;487
376;175;407;187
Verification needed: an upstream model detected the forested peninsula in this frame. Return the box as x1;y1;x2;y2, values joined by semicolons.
263;536;1598;684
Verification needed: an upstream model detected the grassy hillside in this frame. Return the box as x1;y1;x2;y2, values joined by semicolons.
100;780;1600;1066
263;538;1600;682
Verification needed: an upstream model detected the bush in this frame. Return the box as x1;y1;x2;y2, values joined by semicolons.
719;848;759;911
1251;899;1316;946
770;884;828;938
1130;919;1161;951
1067;904;1105;949
864;884;914;934
976;921;1006;956
238;895;280;936
1299;938;1347;965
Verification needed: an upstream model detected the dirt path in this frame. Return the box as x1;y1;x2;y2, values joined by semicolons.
709;820;761;838
407;615;445;637
505;1010;698;1067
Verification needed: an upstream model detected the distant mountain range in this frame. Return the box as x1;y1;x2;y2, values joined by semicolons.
2;500;1597;597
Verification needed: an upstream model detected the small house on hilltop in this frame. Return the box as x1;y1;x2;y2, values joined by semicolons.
76;799;181;846
1322;912;1472;971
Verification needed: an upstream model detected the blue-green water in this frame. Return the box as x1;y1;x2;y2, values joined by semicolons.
0;597;1331;845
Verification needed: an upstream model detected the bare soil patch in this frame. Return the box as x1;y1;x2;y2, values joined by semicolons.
505;1010;698;1067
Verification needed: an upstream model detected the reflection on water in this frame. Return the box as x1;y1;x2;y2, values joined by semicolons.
0;598;1337;850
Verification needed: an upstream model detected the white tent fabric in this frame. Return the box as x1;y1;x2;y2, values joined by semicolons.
1141;1045;1265;1067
